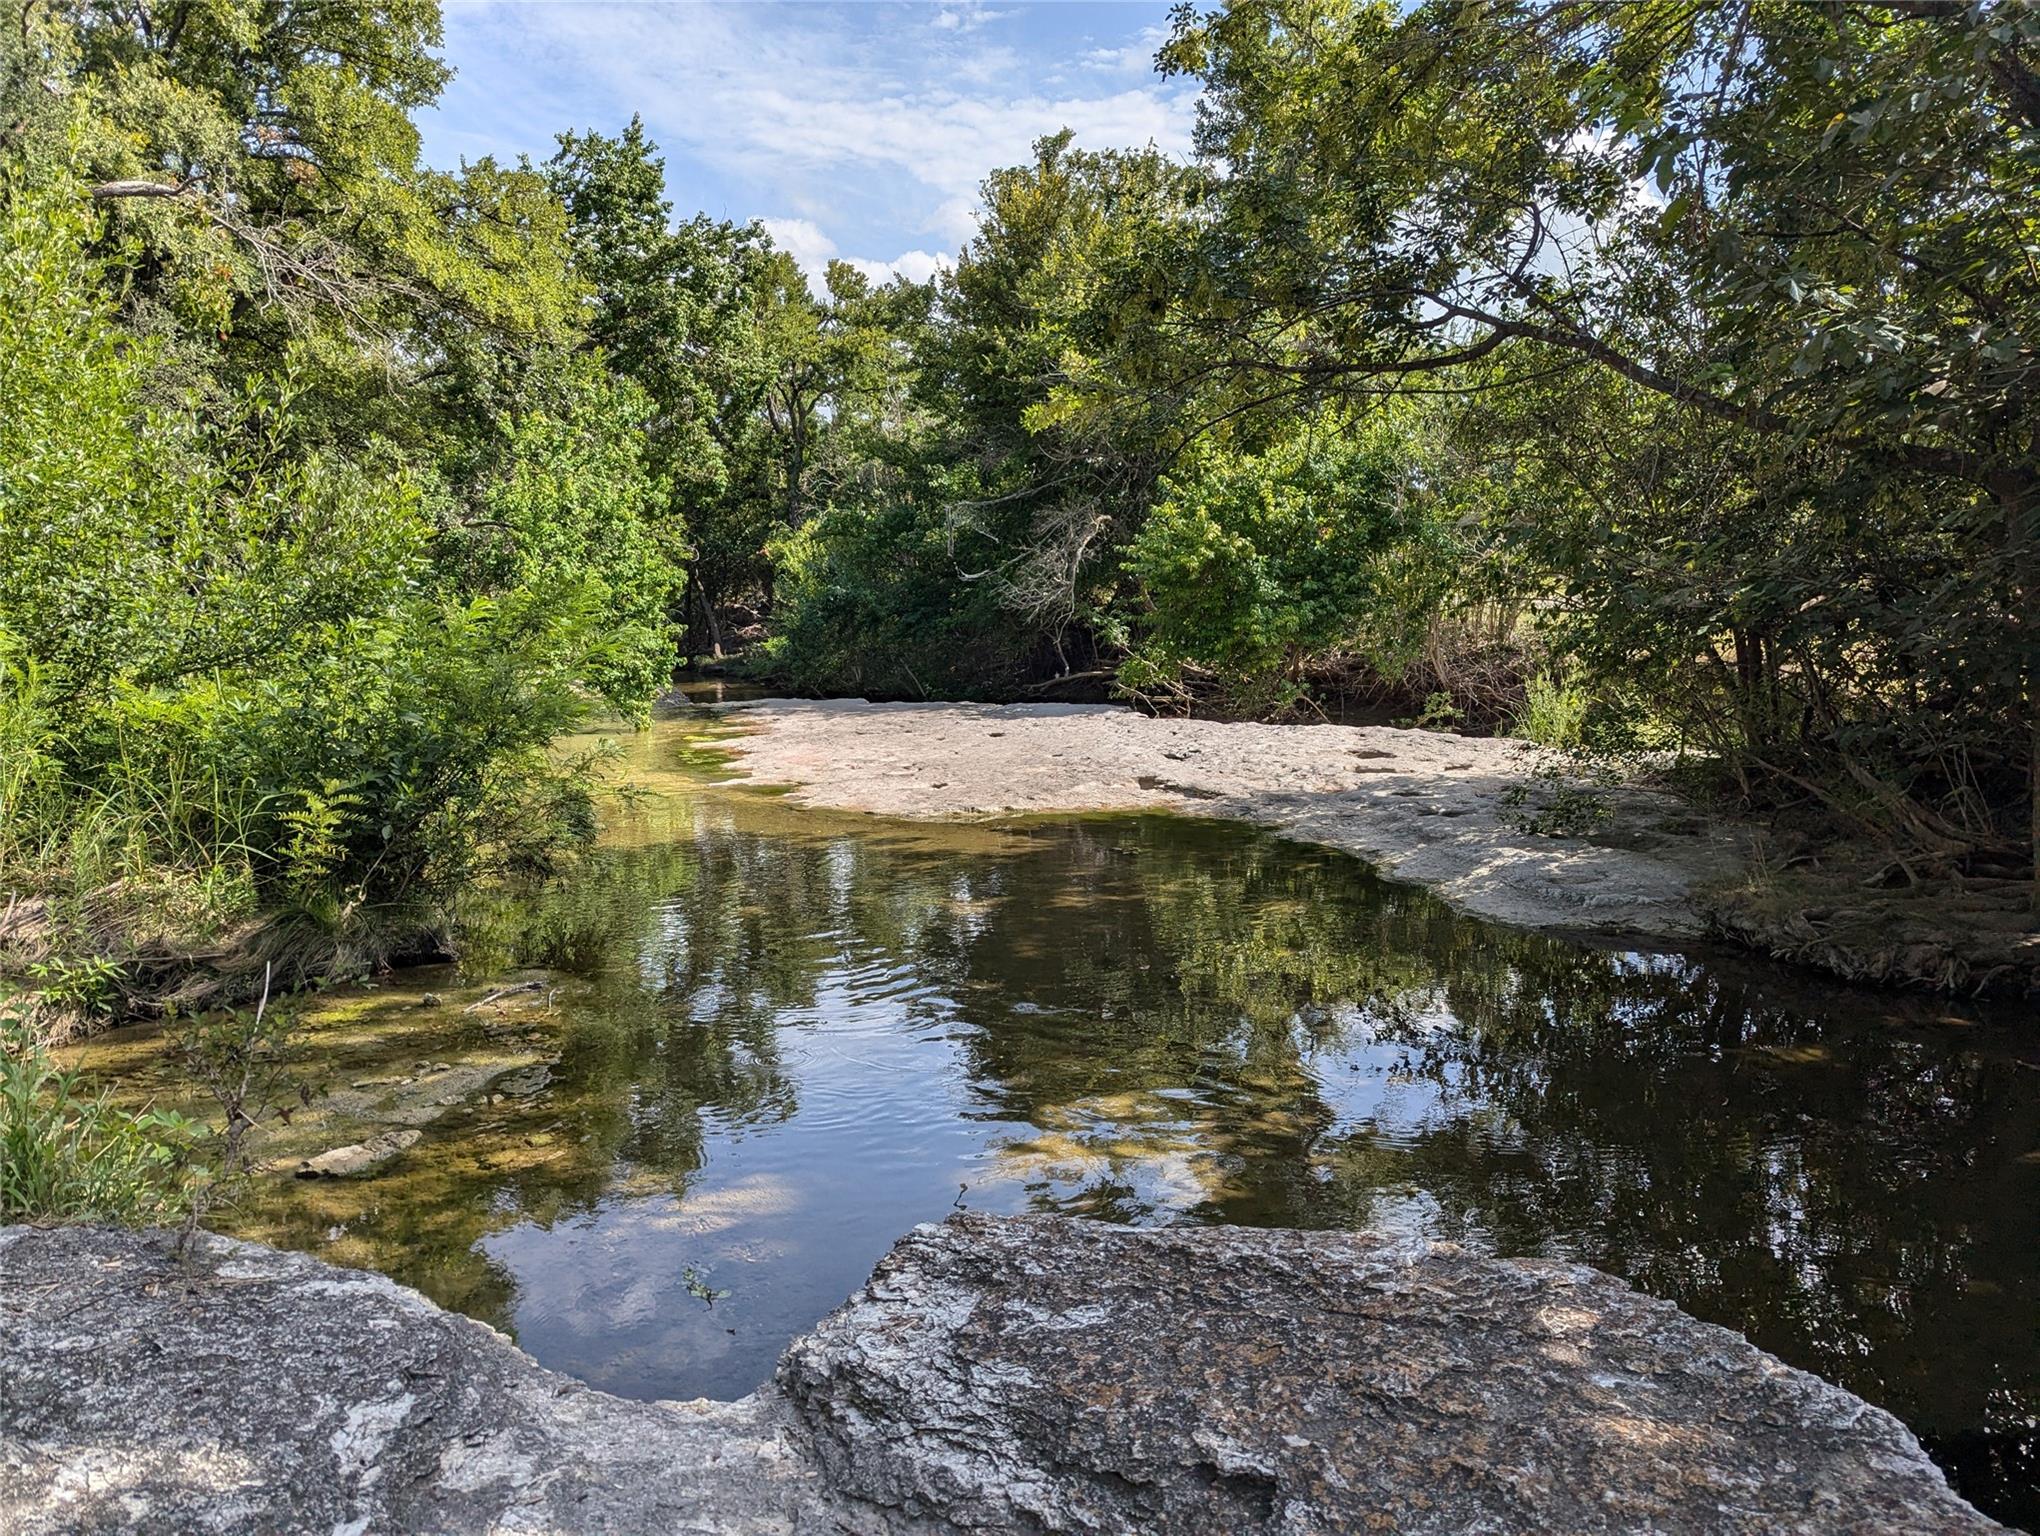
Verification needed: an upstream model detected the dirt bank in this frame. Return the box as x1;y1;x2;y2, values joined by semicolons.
713;699;1746;943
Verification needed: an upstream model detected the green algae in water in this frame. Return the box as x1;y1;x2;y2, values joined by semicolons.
72;714;2040;1528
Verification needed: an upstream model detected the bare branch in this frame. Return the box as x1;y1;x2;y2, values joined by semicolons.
89;178;190;200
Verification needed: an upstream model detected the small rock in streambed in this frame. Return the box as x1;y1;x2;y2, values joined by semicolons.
495;1064;554;1098
295;1129;422;1179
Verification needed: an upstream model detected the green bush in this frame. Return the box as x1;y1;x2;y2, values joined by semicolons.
1515;670;1590;749
0;637;60;868
765;500;1027;698
437;354;679;711
1120;410;1430;708
0;168;663;993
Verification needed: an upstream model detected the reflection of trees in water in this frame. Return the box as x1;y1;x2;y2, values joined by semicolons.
455;806;2030;1515
865;816;2036;1493
1113;828;2034;1498
473;832;818;1193
1349;960;2040;1446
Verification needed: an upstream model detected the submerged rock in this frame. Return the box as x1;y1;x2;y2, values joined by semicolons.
0;1216;2000;1534
294;1127;422;1178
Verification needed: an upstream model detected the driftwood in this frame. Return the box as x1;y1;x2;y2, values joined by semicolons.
463;980;544;1014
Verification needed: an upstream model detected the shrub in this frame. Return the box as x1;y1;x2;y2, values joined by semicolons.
1119;410;1431;709
1515;670;1590;749
765;503;1027;698
0;169;663;1013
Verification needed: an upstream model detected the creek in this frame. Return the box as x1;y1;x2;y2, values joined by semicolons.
76;710;2040;1527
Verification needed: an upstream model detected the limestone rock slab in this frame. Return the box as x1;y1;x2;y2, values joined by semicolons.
0;1217;1999;1534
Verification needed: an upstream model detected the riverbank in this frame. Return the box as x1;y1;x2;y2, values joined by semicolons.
716;699;1735;938
0;1215;2001;1534
712;698;2036;997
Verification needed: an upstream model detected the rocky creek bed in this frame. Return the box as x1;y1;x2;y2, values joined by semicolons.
715;699;1741;941
0;1214;2002;1534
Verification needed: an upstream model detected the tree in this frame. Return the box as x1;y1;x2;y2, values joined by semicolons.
547;120;766;581
438;353;675;708
927;134;1205;667
1090;0;2037;886
23;0;573;413
0;179;420;700
0;17;676;1004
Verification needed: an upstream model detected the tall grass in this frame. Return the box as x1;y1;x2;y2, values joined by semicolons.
0;1014;192;1222
1514;669;1591;749
0;641;60;870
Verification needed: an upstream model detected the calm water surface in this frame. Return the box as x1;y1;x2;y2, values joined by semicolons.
85;714;2040;1526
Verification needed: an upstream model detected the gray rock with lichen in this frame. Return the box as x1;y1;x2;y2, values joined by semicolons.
0;1224;833;1536
781;1217;2003;1534
0;1216;2001;1534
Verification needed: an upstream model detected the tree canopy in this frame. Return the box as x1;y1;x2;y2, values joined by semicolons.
3;0;2033;999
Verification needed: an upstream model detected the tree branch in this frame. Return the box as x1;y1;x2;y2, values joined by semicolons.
89;178;191;200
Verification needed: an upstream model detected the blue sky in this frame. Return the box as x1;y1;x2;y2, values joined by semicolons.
422;2;1194;289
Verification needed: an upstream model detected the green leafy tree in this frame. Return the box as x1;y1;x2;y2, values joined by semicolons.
1101;0;2037;883
41;0;577;398
547;120;769;631
437;353;675;708
1122;410;1428;708
0;150;656;994
0;177;423;700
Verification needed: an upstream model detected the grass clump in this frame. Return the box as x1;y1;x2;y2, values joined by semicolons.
1513;670;1591;749
0;1006;195;1223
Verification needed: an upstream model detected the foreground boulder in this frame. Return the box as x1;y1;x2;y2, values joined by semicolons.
0;1216;1999;1534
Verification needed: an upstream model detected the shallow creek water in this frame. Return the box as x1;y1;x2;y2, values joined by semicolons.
77;710;2040;1526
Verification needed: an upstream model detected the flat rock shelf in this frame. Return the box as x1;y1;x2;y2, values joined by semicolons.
0;1216;1999;1535
715;699;1748;941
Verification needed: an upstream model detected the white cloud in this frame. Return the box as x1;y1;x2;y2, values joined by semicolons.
954;44;1022;86
927;195;983;246
859;249;947;286
757;217;840;287
448;2;1195;250
760;216;950;296
735;83;1186;233
933;3;1012;32
1079;26;1168;75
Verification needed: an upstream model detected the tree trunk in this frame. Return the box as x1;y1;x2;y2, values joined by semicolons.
1996;470;2039;908
696;575;724;661
787;416;806;531
2024;497;2038;909
680;571;699;670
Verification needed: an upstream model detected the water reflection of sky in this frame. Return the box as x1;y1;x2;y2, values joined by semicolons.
484;926;1494;1401
135;758;2040;1526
